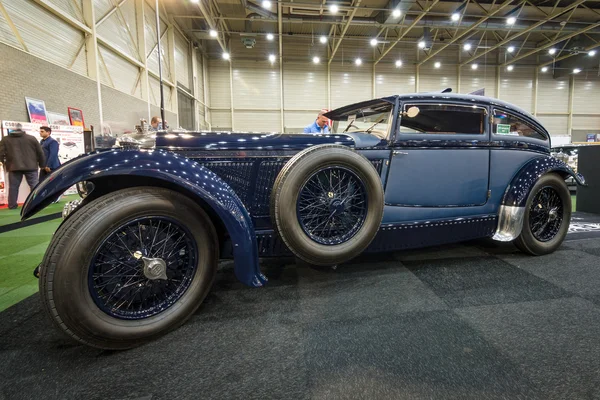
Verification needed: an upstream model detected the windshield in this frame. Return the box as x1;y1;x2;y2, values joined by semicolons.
331;104;392;139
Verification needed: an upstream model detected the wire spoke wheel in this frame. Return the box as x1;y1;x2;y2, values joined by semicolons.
528;186;564;242
89;216;198;320
297;166;368;245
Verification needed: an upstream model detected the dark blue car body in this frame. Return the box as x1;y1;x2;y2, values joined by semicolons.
22;93;584;288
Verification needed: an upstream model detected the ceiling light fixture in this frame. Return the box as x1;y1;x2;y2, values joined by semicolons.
471;64;478;70
434;61;441;68
589;50;597;56
507;46;515;53
313;56;320;64
329;4;339;14
209;29;218;38
370;38;378;47
549;48;557;55
463;43;472;51
355;58;362;66
507;65;514;71
451;12;460;21
266;33;274;41
506;16;516;25
262;0;271;9
395;59;402;67
541;66;548;72
269;54;276;63
418;40;426;49
190;0;199;3
320;36;327;44
222;52;230;60
573;68;581;74
392;9;401;18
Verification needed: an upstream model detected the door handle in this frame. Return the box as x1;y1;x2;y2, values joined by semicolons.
393;151;408;155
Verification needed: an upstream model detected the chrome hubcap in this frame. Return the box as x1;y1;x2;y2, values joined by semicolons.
142;257;168;280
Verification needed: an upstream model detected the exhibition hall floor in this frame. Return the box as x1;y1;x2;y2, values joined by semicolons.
1;209;600;399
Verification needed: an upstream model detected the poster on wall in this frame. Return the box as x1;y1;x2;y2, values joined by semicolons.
68;107;85;128
47;112;70;126
25;97;48;124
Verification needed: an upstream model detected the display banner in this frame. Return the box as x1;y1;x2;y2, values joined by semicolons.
0;120;85;205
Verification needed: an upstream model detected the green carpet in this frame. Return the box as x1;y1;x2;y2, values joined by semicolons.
0;195;77;312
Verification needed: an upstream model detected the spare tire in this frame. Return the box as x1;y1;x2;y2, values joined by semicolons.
271;144;384;266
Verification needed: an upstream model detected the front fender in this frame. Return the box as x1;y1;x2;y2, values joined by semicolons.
21;149;267;288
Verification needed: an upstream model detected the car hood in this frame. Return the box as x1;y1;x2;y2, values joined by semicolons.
155;131;386;151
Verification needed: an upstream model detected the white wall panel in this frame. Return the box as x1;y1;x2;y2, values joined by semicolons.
93;0;114;23
283;62;327;110
330;62;372;109
499;67;534;112
148;76;174;111
537;74;568;113
174;31;190;90
536;115;568;136
208;59;231;109
99;45;142;98
3;0;87;75
96;0;139;61
572;116;600;130
419;65;457;93
48;0;83;22
232;61;281;110
235;111;281;132
460;65;497;98
0;10;24;49
284;111;317;132
375;63;416;97
573;75;600;115
210;110;232;130
196;53;205;102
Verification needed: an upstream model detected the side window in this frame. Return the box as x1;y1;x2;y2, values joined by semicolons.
493;110;547;140
400;103;486;135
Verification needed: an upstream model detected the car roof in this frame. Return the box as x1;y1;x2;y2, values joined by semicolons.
325;92;548;135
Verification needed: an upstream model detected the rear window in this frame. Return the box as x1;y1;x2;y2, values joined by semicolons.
400;103;486;135
493;110;547;141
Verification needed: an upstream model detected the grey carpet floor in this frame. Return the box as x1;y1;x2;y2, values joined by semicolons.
1;221;600;400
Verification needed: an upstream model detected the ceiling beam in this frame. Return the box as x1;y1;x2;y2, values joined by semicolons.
328;0;362;64
32;0;91;34
374;0;440;65
418;0;516;66
503;21;600;65
539;43;600;67
460;0;586;66
196;0;227;52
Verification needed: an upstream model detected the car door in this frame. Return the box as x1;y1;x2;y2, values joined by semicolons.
384;101;490;207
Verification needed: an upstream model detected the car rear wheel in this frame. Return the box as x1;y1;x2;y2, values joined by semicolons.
38;187;218;350
514;173;571;255
271;144;384;266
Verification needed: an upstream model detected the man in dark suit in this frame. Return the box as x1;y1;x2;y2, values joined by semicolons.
0;123;45;209
39;126;60;181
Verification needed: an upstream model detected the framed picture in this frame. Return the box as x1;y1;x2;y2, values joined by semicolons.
25;97;48;125
47;112;70;126
68;107;85;128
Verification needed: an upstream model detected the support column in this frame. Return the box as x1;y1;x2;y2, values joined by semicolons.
82;0;103;130
203;53;210;130
457;46;461;93
278;1;284;132
229;39;235;131
567;74;575;137
191;43;199;130
416;65;420;92
495;65;501;99
167;17;178;126
372;63;376;98
135;0;151;122
533;67;539;116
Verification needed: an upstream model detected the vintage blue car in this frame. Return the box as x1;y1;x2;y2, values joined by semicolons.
23;92;585;349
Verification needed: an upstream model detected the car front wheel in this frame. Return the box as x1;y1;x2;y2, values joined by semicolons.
38;187;218;350
514;173;571;255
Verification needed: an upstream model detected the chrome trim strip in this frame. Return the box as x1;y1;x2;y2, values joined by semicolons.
492;205;525;242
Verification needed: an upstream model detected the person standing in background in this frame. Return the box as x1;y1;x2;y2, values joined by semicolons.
149;116;169;131
303;111;330;134
39;126;60;181
0;123;45;209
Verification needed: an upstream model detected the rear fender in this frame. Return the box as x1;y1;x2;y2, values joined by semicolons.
21;149;267;288
493;156;584;242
